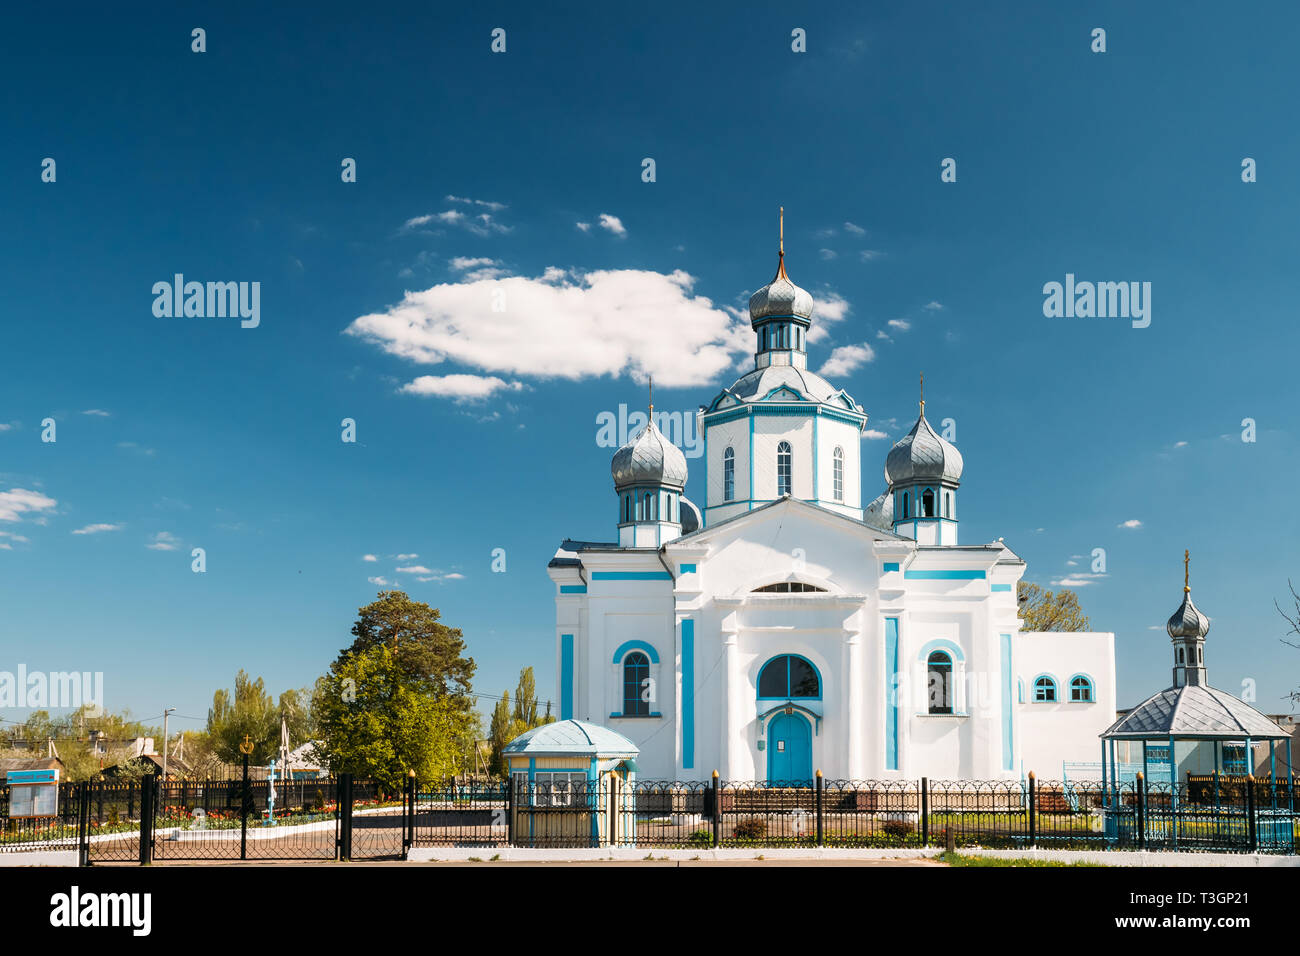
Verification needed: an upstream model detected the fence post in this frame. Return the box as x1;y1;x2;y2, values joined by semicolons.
1027;771;1037;847
137;776;151;865
78;783;90;867
1135;773;1145;850
1246;773;1257;852
404;771;415;859
128;782;134;821
815;770;824;847
240;751;250;862
505;774;514;847
921;777;929;847
711;771;720;848
338;773;353;860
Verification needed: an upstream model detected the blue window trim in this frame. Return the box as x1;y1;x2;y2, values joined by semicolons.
1032;673;1058;702
681;619;695;770
904;569;986;580
1017;676;1025;704
622;651;651;717
611;639;660;665
882;562;900;573
916;637;965;665
1068;673;1095;702
991;583;1012;592
591;571;673;581
885;618;900;771
679;563;697;574
755;653;823;701
723;446;735;502
609;712;663;719
1000;633;1014;771
560;585;587;594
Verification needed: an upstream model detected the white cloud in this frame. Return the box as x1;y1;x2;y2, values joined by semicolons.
0;489;56;524
859;250;883;261
1117;519;1143;530
405;207;509;237
887;319;911;332
575;222;591;232
346;268;752;389
449;256;506;281
450;257;496;271
117;441;156;456
0;530;29;549
396;553;418;560
72;523;123;535
400;374;525;402
862;429;890;440
843;222;866;236
396;565;435;575
362;554;378;562
1051;573;1107;588
875;330;891;342
367;576;392;586
819;344;876;377
1173;441;1188;448
0;423;15;432
443;572;465;580
1066;560;1078;567
806;292;851;344
82;409;111;417
922;301;945;311
446;195;506;212
819;248;837;260
147;531;180;551
598;214;626;237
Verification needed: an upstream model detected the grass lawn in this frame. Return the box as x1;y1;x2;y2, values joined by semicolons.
936;851;1106;867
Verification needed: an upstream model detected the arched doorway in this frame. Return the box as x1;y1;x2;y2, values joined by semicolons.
767;712;812;783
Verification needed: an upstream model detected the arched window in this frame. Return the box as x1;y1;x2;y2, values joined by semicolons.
927;651;953;714
943;492;952;518
832;447;844;501
901;492;910;518
1033;676;1058;702
723;447;735;501
1069;676;1094;703
1177;647;1185;665
776;441;792;496
922;488;935;517
757;655;820;699
752;582;827;593
622;652;650;716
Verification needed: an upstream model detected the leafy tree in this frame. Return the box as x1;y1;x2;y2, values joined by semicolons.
207;670;278;763
488;691;512;776
512;667;538;726
313;644;462;788
1277;580;1300;708
340;591;475;706
1017;582;1091;632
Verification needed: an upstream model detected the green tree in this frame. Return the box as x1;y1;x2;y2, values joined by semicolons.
1017;582;1091;632
340;590;475;705
512;667;538;726
206;670;278;763
313;644;462;788
488;691;512;776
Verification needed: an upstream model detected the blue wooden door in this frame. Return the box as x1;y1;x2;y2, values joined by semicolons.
767;713;812;783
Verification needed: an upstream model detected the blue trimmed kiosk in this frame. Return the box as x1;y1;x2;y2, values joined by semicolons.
1099;554;1294;851
502;719;639;848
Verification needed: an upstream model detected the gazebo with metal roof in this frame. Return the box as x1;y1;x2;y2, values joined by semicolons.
1099;553;1293;843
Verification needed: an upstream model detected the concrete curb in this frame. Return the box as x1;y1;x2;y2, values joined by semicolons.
0;850;79;867
406;845;1300;866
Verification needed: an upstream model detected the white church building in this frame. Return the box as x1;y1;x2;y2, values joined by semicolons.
547;237;1116;782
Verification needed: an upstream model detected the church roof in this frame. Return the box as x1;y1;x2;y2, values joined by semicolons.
885;410;964;486
610;418;688;490
707;364;864;415
1101;684;1290;740
1167;590;1211;639
669;494;908;545
503;719;639;757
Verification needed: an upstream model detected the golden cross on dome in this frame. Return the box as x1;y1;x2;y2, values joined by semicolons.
1184;549;1190;592
648;376;653;416
776;206;788;279
919;372;925;415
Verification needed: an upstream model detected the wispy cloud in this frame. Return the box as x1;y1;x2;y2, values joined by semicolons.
400;375;525;402
887;319;911;332
862;429;890;440
1117;519;1143;530
362;554;378;562
72;522;124;535
395;553;418;560
859;250;883;261
147;531;180;551
819;248;837;260
0;489;57;523
449;257;507;281
843;222;866;236
922;301;945;311
819;344;876;377
367;576;392;586
396;565;435;575
82;409;111;418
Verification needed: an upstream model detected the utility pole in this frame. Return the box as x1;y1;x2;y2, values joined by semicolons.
161;708;175;779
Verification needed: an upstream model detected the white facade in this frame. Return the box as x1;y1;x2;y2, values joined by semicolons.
547;244;1117;782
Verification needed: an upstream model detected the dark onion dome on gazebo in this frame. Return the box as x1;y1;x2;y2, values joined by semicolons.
884;410;964;487
1101;685;1290;741
610;418;688;491
1167;589;1211;639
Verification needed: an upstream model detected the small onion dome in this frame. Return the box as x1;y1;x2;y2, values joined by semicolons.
863;491;894;532
1167;590;1210;640
611;418;688;491
884;411;964;486
748;255;814;323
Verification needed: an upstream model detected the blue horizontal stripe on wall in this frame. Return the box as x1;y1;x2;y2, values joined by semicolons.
679;563;697;573
591;571;673;581
882;562;900;572
560;585;587;594
904;569;987;580
991;584;1012;592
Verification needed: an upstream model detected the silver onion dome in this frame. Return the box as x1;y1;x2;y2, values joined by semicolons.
1167;551;1210;639
885;411;964;486
749;255;815;323
611;418;688;491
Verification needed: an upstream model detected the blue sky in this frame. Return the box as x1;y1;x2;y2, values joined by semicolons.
2;1;1298;737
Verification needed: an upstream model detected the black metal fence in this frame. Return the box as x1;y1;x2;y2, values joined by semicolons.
409;773;1299;854
6;773;1295;861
